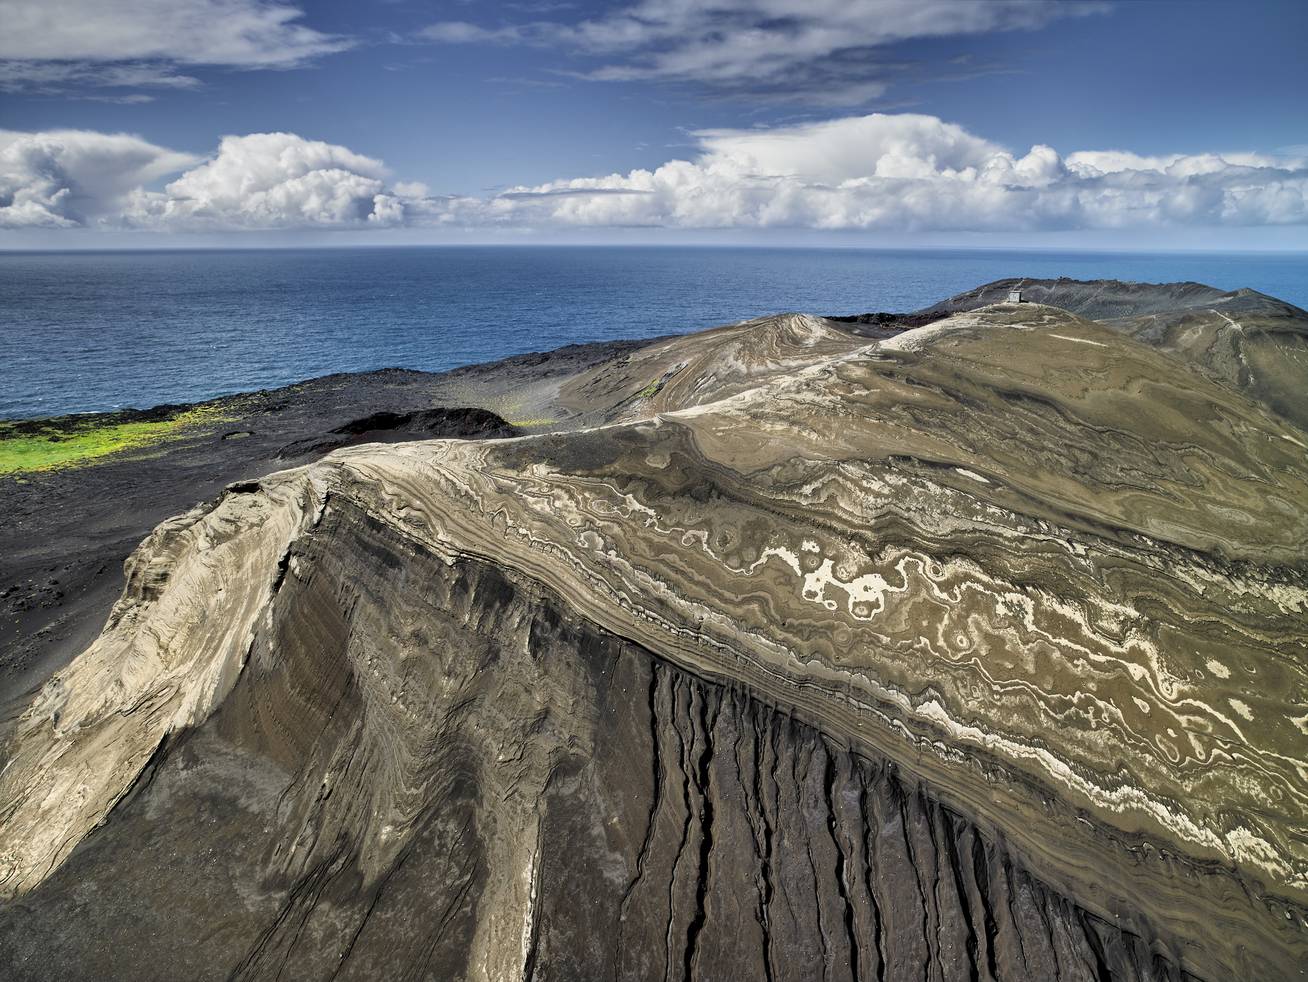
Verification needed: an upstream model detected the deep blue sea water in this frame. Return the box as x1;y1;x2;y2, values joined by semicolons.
1;246;1304;419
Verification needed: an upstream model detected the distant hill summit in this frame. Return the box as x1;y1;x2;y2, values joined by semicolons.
914;277;1239;319
914;277;1308;432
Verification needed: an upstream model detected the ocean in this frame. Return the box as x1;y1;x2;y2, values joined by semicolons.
1;245;1304;419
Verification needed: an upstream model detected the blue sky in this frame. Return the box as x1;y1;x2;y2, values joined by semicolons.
1;0;1306;247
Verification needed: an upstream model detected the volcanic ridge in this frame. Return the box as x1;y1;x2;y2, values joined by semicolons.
1;280;1306;981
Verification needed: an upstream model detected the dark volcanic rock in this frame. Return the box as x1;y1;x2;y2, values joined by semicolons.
823;311;946;338
276;406;518;459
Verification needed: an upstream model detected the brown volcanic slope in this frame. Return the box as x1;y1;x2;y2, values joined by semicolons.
2;287;1307;981
919;277;1308;432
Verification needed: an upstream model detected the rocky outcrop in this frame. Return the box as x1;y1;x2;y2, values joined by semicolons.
277;406;517;458
2;290;1306;980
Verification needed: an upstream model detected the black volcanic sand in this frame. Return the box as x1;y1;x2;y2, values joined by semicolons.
0;338;657;713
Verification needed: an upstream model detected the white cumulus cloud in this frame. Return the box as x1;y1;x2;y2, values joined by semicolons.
3;115;1308;235
493;114;1308;231
0;130;405;230
126;133;403;228
0;129;199;228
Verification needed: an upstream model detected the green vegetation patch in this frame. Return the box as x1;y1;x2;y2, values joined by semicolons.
506;416;558;428
0;404;232;476
637;378;665;399
637;364;685;400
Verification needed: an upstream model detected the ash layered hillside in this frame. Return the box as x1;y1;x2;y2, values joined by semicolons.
2;282;1307;981
921;277;1308;431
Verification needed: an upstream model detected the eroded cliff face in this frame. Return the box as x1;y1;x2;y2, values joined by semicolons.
2;299;1306;980
0;499;1213;982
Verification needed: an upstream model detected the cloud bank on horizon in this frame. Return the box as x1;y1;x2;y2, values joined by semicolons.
3;115;1307;235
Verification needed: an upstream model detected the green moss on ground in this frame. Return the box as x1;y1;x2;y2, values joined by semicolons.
0;405;231;475
506;417;558;428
